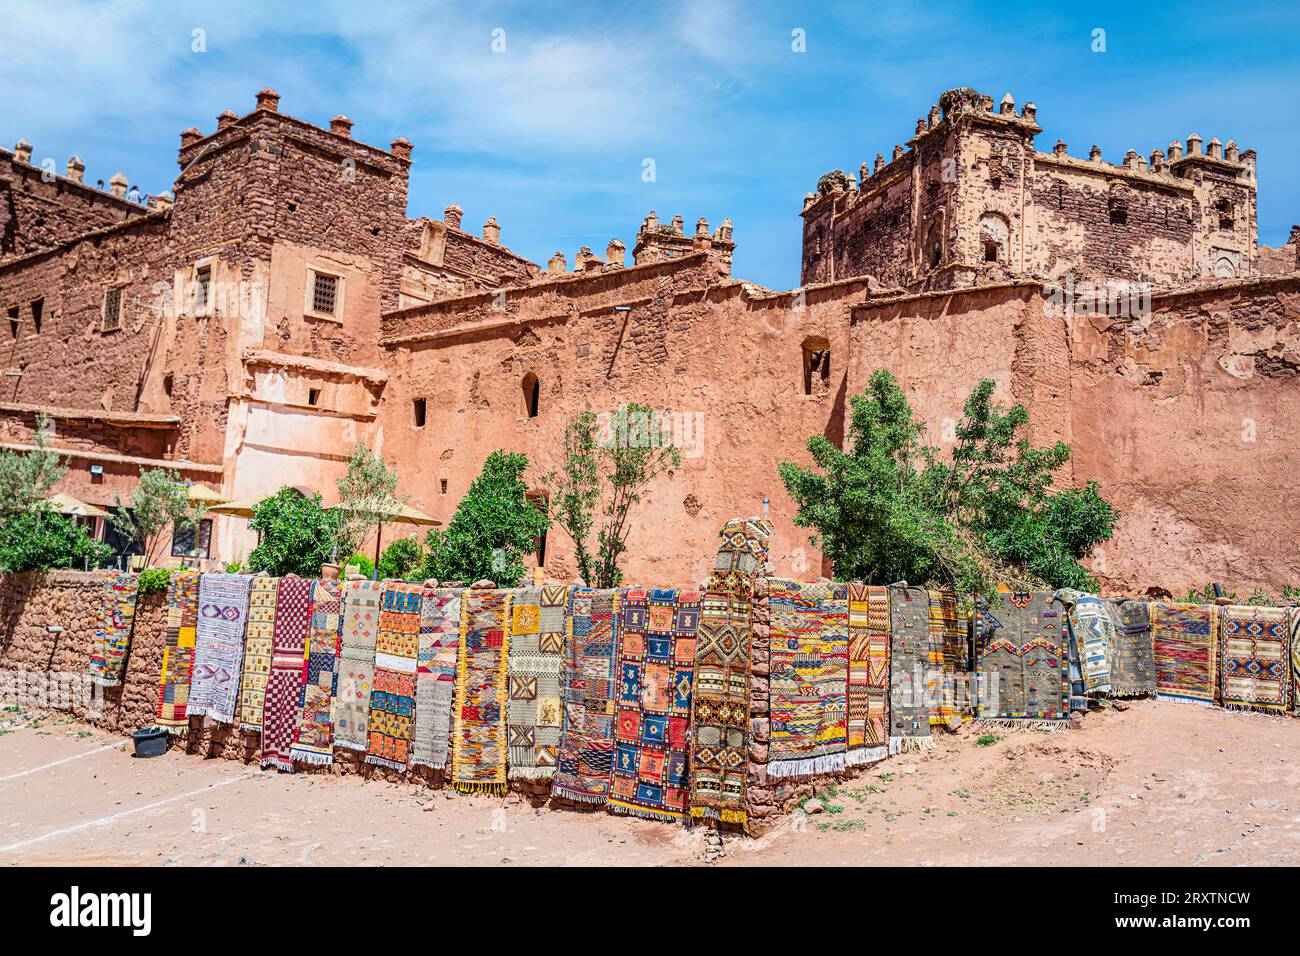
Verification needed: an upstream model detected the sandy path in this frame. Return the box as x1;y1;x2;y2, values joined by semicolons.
2;701;1297;866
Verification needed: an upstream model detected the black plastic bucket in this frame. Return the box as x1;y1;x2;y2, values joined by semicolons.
131;727;170;758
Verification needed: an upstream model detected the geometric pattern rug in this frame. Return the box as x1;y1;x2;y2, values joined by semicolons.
411;588;463;772
608;587;700;821
1109;598;1156;698
506;586;569;781
87;571;139;689
187;572;253;725
554;588;622;805
238;576;279;731
366;583;424;772
290;579;345;765
333;580;382;752
974;591;1070;729
451;588;512;794
888;585;933;750
846;583;889;765
260;576;314;771
1152;602;1219;707
155;569;201;735
1055;588;1113;695
1219;604;1290;712
767;579;850;777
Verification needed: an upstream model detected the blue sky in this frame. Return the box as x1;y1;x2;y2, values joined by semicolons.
2;0;1297;290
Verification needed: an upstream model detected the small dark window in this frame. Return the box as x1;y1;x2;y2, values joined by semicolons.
312;272;339;316
103;288;122;332
413;398;427;427
163;373;174;398
984;241;1000;262
307;388;320;406
439;478;448;495
522;373;540;418
171;518;213;559
31;298;43;333
1109;202;1127;226
194;264;212;311
929;239;941;268
6;305;17;338
287;200;299;213
1216;199;1234;231
802;344;831;396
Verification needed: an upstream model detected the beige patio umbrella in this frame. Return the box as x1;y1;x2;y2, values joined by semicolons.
186;483;228;507
204;497;260;519
330;502;441;569
46;492;111;520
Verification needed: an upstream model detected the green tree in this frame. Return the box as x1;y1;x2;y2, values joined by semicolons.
110;468;204;565
247;487;344;577
378;536;424;580
423;451;549;587
545;404;681;588
0;510;113;573
778;370;1117;595
0;412;67;518
334;441;407;561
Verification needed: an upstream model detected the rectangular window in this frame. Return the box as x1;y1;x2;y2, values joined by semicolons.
102;288;123;332
6;305;17;338
307;388;320;406
31;298;43;333
194;264;212;313
413;398;427;428
171;518;213;559
312;272;339;316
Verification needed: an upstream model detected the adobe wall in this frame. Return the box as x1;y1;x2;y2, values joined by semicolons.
379;254;875;584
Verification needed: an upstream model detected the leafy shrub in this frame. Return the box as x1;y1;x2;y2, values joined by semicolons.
422;451;549;587
0;510;114;574
344;552;375;578
247;487;344;577
378;537;424;580
136;567;172;595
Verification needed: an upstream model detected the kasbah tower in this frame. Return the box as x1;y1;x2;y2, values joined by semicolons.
1;86;1298;592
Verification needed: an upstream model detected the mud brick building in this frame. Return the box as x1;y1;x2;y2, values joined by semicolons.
1;87;1298;593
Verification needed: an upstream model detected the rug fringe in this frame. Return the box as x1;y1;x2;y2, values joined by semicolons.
260;756;294;772
1156;693;1212;707
88;676;122;689
845;745;888;766
364;755;409;772
207;710;235;725
1109;686;1154;699
290;749;334;766
888;735;935;754
689;805;747;824
608;800;684;823
552;787;606;805
239;723;263;734
767;752;847;779
508;766;556;782
409;758;448;771
972;718;1069;732
333;740;367;752
452;780;508;796
1222;702;1287;715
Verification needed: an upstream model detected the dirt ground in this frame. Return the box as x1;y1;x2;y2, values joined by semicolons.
2;699;1298;866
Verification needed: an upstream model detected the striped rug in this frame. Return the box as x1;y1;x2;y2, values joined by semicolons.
768;579;850;777
554;588;622;805
411;588;463;771
846;584;889;765
366;582;424;771
290;579;345;765
1152;602;1219;706
188;573;253;725
88;571;139;688
333;579;382;751
1056;588;1113;695
928;589;966;725
452;588;512;794
260;576;313;771
238;576;279;731
155;569;201;734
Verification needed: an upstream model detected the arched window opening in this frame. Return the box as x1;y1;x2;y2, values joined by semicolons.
522;372;540;418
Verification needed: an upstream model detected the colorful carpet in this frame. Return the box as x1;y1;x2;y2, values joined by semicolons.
1219;605;1290;712
768;579;850;777
846;584;889;765
289;579;345;765
1292;608;1300;713
554;588;622;805
187;573;253;725
1152;602;1219;706
333;579;382;751
411;588;463;771
1109;599;1156;698
87;571;139;688
608;588;700;821
260;576;313;771
688;516;770;824
366;582;424;771
974;591;1070;728
506;586;570;781
452;588;512;793
928;589;967;725
888;585;933;750
1056;588;1113;695
155;569;200;734
238;576;279;731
